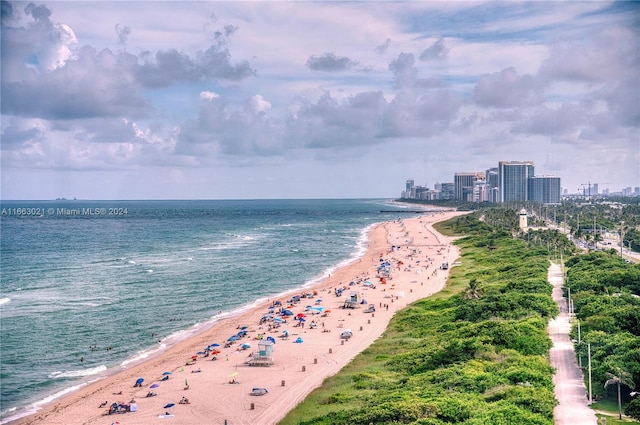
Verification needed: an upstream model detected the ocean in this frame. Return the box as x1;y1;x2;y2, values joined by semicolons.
0;199;415;423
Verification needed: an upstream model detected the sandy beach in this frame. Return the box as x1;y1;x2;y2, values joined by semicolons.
11;210;464;425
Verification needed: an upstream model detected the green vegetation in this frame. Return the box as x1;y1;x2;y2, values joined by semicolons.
565;252;640;421
280;214;559;425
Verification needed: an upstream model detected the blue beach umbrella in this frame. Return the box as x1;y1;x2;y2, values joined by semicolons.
227;336;238;342
162;371;172;375
210;343;220;347
150;383;160;388
135;378;144;385
164;403;175;409
294;337;303;343
282;310;293;316
266;336;276;344
197;351;205;355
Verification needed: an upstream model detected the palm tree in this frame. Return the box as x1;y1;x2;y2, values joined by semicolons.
604;367;636;420
464;279;482;300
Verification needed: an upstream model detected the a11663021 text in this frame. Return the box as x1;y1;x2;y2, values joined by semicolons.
1;207;129;217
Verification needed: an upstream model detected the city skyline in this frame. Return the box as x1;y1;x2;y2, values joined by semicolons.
1;1;638;200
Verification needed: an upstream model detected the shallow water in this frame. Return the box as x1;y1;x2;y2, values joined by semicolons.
0;198;413;422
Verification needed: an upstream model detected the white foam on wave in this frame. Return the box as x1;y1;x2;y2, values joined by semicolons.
0;377;102;425
146;269;153;273
0;297;10;305
120;342;167;369
48;365;107;379
127;260;136;264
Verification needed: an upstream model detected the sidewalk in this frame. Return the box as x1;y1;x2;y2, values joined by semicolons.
547;262;598;425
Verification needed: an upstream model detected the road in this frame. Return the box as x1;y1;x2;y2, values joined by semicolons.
547;262;598;425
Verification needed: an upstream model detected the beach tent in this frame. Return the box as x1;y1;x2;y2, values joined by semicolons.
294;337;304;343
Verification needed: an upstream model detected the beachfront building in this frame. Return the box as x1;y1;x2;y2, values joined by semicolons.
435;182;455;200
528;176;561;205
498;161;535;202
454;172;476;201
486;167;499;203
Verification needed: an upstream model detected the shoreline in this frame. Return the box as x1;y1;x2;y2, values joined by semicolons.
1;220;379;424
9;210;464;425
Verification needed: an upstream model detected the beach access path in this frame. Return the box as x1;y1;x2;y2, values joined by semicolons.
547;262;598;425
11;210;465;425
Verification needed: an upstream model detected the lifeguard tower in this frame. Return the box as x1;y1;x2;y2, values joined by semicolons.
518;208;528;231
246;340;274;366
343;291;361;309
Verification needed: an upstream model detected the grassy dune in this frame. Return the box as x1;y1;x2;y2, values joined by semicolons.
280;215;559;425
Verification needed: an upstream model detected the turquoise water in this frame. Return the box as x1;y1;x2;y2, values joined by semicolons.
0;199;411;422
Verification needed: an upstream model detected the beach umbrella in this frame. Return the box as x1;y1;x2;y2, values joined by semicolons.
197;351;205;355
162;371;172;375
296;313;306;318
227;336;238;342
266;336;276;344
282;309;293;316
210;343;220;347
273;317;284;323
298;318;306;323
164;403;175;409
135;378;144;386
240;342;251;349
240;326;248;330
229;372;239;378
191;355;198;359
211;349;221;355
294;337;303;343
150;383;160;388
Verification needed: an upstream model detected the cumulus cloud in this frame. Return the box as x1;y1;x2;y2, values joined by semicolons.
388;52;418;89
306;52;358;72
1;2;255;120
375;38;391;54
115;24;131;48
419;38;449;61
473;67;543;108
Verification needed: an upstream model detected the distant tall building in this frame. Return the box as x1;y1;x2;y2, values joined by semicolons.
498;161;535;202
486;167;499;203
406;180;414;192
439;182;455;200
454;173;476;201
528;176;561;204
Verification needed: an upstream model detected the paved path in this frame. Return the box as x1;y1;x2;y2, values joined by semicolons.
547;262;598;425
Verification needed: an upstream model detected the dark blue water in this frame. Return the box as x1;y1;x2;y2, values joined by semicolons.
0;199;411;422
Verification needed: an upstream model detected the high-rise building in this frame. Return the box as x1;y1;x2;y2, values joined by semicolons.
439;182;455;200
528;176;561;204
406;180;414;192
498;161;535;202
454;173;476;201
486;167;499;203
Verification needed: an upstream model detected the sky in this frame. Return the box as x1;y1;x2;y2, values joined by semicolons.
1;1;639;200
